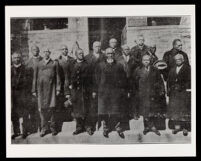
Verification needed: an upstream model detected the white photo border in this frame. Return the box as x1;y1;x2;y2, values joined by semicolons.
5;5;196;157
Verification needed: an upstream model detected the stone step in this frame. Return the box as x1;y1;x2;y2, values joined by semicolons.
12;117;191;144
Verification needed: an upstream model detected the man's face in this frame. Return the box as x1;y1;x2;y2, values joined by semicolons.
136;37;145;46
76;50;84;60
149;45;156;54
106;49;114;59
61;46;68;56
44;51;51;60
31;46;39;57
93;43;101;53
12;53;21;65
123;47;130;56
142;55;151;67
174;41;182;51
109;39;117;48
175;55;184;66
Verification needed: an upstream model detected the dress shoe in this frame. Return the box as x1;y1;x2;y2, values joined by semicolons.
11;133;20;140
183;129;188;136
73;129;84;135
153;130;161;136
172;129;180;135
52;131;58;136
103;131;109;138
118;131;125;139
40;131;48;137
87;129;94;136
143;128;150;135
21;133;28;139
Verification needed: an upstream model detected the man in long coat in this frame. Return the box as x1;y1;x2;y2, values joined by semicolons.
85;41;106;135
93;47;127;138
117;44;136;126
167;53;191;136
25;45;43;133
130;34;149;67
132;54;165;135
32;48;61;137
57;45;74;125
69;48;91;135
11;52;29;139
163;39;189;81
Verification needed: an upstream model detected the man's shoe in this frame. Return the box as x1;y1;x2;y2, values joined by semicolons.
153;130;161;136
87;129;94;136
172;129;180;135
11;133;20;140
73;129;84;135
40;131;48;137
183;129;188;136
52;131;58;136
118;131;125;139
143;128;150;135
103;131;109;138
21;133;28;139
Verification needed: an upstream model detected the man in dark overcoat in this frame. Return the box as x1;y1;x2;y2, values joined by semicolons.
85;41;106;135
130;34;149;67
57;45;75;125
117;44;136;126
132;54;165;135
69;48;92;135
11;52;29;139
163;39;189;81
167;53;191;136
32;48;61;137
93;47;127;138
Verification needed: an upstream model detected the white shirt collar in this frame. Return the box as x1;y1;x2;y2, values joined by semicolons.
32;55;40;59
44;58;51;65
62;55;68;61
176;64;183;74
93;52;100;59
106;58;114;64
13;63;22;68
76;59;83;63
123;54;130;62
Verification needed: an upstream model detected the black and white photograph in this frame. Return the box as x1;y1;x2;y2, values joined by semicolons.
5;5;196;157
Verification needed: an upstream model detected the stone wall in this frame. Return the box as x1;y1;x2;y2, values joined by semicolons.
20;17;89;61
126;25;191;63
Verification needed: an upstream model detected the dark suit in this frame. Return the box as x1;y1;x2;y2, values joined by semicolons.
167;64;191;130
132;65;166;129
11;64;29;135
32;59;61;133
163;48;189;81
94;59;127;132
70;59;91;131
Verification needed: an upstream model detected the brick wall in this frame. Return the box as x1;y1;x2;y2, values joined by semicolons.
126;25;191;63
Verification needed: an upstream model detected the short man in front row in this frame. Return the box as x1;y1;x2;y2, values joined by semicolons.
163;39;189;81
167;53;191;136
70;49;92;135
11;52;29;139
93;47;127;138
132;54;165;136
85;41;106;135
32;48;61;137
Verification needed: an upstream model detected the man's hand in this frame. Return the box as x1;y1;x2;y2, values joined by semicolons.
56;91;60;96
66;94;71;100
32;92;37;97
92;92;96;99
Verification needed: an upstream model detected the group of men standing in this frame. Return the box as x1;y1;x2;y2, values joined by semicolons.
11;35;191;140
